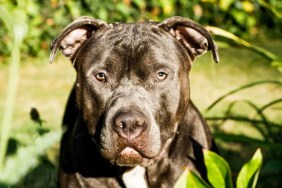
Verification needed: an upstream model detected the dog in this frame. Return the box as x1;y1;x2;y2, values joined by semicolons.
50;16;219;188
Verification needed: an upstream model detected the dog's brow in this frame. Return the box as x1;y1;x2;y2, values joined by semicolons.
86;64;101;77
152;62;174;72
148;52;177;71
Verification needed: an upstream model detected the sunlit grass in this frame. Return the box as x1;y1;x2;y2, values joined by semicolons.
0;57;75;132
191;47;282;121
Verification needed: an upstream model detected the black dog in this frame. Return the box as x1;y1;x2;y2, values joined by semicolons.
50;16;219;188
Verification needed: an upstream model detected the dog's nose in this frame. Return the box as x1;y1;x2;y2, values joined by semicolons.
112;111;147;141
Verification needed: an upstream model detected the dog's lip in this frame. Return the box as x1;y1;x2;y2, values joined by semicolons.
120;147;140;155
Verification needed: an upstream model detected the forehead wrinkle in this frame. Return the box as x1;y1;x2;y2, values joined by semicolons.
143;46;177;71
87;54;125;77
85;47;116;77
88;23;180;77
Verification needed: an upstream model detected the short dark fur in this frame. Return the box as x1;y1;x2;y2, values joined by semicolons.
50;16;219;188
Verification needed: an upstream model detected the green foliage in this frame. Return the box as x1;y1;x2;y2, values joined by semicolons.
237;149;263;188
0;0;281;60
0;2;60;186
186;170;212;188
206;81;282;187
206;27;282;71
0;130;61;185
206;80;282;111
203;150;233;188
174;169;212;188
175;149;263;188
174;169;189;188
0;1;28;172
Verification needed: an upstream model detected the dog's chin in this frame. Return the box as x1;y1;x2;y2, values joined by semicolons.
114;147;157;167
115;147;144;167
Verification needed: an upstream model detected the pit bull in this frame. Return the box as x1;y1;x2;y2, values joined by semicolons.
50;16;219;188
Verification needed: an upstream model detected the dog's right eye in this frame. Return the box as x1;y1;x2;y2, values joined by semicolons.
95;72;106;82
156;70;168;82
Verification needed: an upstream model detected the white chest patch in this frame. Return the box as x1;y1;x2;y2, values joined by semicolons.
122;165;148;188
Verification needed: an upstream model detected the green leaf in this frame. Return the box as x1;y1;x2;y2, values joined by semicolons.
174;168;211;188
204;150;233;188
219;0;234;10
272;61;282;71
174;168;188;188
186;169;211;188
257;0;282;19
236;149;263;188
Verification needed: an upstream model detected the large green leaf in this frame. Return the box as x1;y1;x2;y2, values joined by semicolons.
174;168;211;188
204;150;233;188
186;169;211;188
236;149;263;188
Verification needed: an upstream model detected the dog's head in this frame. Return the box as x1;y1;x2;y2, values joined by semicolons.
50;16;218;167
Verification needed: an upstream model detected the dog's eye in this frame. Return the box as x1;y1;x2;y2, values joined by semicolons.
156;72;168;81
95;72;106;82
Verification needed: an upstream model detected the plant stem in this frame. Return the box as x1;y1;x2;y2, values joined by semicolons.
0;38;21;171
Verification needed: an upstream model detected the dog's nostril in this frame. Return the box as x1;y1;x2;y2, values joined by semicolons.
112;111;147;140
116;122;125;129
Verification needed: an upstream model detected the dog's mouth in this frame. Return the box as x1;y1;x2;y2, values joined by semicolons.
115;147;143;166
114;136;174;167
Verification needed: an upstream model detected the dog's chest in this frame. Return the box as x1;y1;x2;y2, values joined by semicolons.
122;166;148;188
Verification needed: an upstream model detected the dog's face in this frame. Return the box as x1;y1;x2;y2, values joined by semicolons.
50;16;218;167
75;23;191;167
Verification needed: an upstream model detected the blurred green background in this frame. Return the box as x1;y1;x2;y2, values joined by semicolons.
0;0;282;187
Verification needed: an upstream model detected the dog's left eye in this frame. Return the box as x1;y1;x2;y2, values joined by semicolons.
156;72;168;81
95;72;107;82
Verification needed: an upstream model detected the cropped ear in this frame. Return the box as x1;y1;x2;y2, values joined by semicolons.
49;16;107;63
158;16;219;63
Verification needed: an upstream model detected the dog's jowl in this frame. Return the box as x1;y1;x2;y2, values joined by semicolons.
50;16;219;188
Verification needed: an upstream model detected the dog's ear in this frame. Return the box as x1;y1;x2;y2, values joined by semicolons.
49;16;107;63
158;16;219;63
